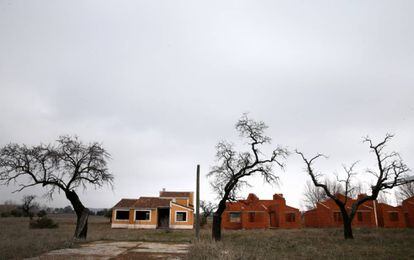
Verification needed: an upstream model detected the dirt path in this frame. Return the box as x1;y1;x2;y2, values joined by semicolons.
27;241;189;259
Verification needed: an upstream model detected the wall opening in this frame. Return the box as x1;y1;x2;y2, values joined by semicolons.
157;208;169;228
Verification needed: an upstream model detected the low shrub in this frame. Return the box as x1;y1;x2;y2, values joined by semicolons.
29;216;59;229
37;210;47;218
10;209;23;217
1;212;11;218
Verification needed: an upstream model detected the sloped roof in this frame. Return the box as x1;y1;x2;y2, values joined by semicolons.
113;199;137;208
171;201;194;211
159;191;192;198
134;197;171;208
403;196;414;203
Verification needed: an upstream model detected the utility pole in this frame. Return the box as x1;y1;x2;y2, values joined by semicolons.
195;164;200;240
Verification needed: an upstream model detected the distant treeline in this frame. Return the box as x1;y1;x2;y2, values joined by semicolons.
0;202;111;218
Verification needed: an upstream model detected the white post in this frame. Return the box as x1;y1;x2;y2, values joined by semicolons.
373;199;378;227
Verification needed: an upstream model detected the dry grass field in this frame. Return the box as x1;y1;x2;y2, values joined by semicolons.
189;228;414;259
1;215;414;259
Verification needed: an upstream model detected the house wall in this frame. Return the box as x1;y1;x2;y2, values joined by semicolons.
303;209;318;227
188;192;194;206
111;208;158;229
222;211;243;230
377;204;405;228
303;198;378;228
402;197;414;228
111;208;132;228
169;203;194;229
313;203;335;228
283;210;301;228
268;204;280;227
241;211;269;229
131;208;157;229
175;199;189;207
353;210;375;228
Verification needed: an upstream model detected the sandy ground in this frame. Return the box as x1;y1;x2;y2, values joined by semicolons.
26;241;189;260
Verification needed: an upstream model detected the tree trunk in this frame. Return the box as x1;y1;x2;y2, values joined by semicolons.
337;205;354;240
343;220;353;239
65;190;89;239
212;199;227;241
212;213;222;241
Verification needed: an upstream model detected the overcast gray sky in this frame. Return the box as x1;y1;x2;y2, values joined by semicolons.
0;0;413;210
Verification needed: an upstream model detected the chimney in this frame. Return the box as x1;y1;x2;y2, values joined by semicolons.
162;188;166;192
273;193;285;200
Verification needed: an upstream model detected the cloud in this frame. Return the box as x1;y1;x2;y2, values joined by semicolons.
0;0;413;209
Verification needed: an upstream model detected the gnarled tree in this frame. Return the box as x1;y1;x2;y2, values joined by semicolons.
21;195;39;220
200;200;216;226
208;115;288;241
297;134;410;239
0;135;113;239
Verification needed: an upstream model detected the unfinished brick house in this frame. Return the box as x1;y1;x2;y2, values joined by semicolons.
222;193;301;229
303;193;407;228
111;190;194;229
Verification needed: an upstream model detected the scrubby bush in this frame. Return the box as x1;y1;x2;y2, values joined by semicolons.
29;216;58;229
10;209;23;217
1;212;11;217
37;210;47;218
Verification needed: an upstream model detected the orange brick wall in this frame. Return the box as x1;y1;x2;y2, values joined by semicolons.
242;211;270;229
222;211;243;229
402;198;414;228
377;204;405;228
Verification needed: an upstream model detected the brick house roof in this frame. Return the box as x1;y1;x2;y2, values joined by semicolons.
113;190;194;209
403;196;414;203
113;199;137;208
134;197;171;208
159;191;192;198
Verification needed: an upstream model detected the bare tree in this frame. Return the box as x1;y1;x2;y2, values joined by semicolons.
302;180;343;210
21;195;39;220
297;134;410;239
0;135;113;239
302;180;365;210
208;114;288;241
199;200;216;226
395;175;414;203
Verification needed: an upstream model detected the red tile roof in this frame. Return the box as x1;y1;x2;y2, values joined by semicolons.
113;199;137;208
133;197;171;208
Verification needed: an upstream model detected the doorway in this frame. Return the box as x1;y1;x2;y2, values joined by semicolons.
157;208;170;229
270;212;279;227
